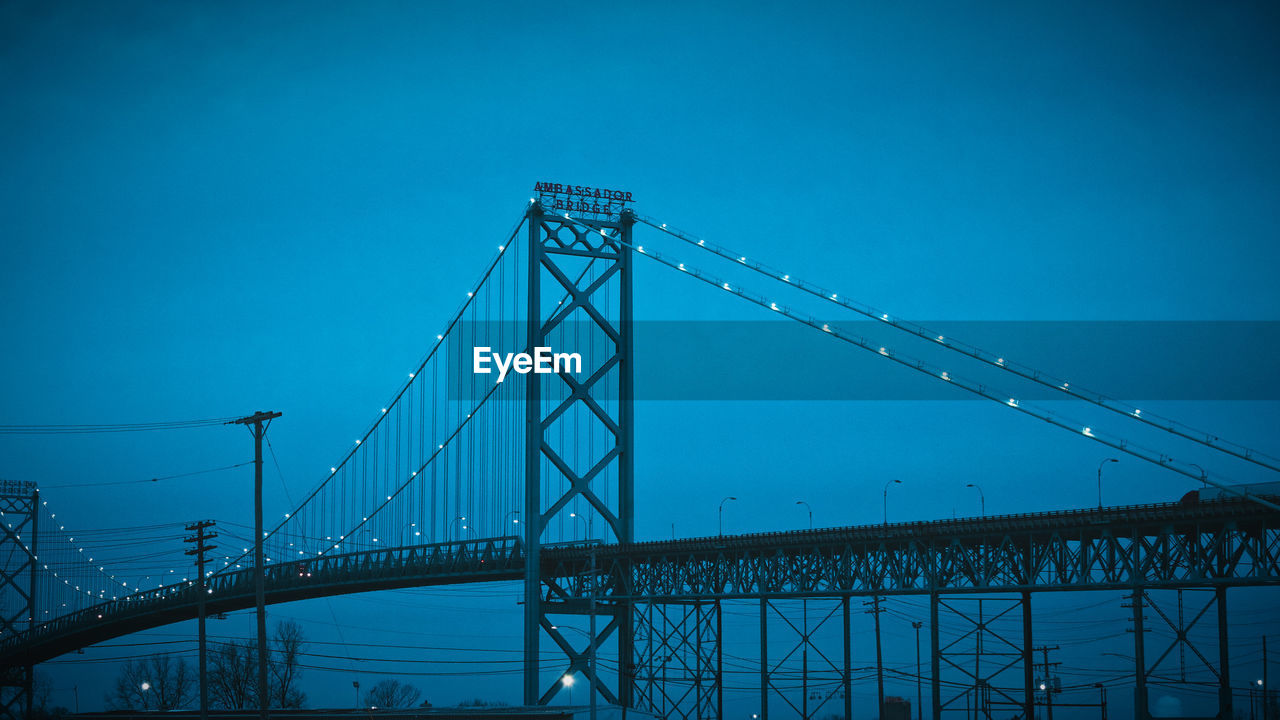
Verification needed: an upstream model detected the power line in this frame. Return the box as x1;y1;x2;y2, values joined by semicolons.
0;417;240;434
39;461;253;489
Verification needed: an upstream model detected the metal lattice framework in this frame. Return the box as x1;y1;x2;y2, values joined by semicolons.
0;480;36;720
631;600;719;720
523;201;635;705
560;500;1280;599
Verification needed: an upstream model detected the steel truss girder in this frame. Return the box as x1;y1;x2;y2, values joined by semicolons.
0;484;36;720
632;600;719;720
524;203;635;706
553;501;1280;599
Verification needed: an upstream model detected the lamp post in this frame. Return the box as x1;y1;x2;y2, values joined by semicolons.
883;479;902;525
504;510;521;532
1189;463;1207;488
399;522;419;545
719;496;737;536
568;512;590;541
448;516;468;543
965;483;986;516
562;674;575;704
1097;458;1119;509
795;500;813;530
912;621;924;720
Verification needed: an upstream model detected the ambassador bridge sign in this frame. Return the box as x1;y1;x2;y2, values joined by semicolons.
534;181;633;219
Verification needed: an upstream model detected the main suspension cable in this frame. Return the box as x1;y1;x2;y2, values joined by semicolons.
554;210;1279;512
637;214;1280;475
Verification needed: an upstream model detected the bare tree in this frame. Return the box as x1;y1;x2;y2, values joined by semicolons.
208;620;307;709
208;639;257;709
270;619;306;708
106;656;194;710
364;679;422;709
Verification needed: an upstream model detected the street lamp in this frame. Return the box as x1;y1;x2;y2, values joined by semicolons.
795;500;813;530
910;621;925;720
399;522;419;545
568;512;589;541
883;480;902;525
447;516;468;543
1097;458;1119;509
965;483;985;516
719;496;737;536
562;674;575;704
1189;463;1207;487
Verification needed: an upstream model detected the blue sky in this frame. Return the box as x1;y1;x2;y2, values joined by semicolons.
3;0;1279;715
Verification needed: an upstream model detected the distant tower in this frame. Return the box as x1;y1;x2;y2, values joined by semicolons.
0;479;38;720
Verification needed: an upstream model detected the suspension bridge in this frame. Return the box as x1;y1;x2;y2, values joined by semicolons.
2;190;1278;720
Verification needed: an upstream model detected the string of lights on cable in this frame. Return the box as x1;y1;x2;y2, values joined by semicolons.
636;214;1280;476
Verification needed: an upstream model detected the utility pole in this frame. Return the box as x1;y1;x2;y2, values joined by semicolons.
913;621;924;720
184;520;217;720
230;410;281;720
1038;645;1061;720
866;596;886;720
589;546;597;720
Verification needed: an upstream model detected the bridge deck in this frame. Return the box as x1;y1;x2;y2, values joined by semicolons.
3;497;1278;667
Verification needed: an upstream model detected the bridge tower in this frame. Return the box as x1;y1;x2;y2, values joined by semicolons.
0;479;37;720
523;198;635;706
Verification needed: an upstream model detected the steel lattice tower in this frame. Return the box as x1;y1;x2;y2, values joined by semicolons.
0;479;37;720
523;200;635;705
